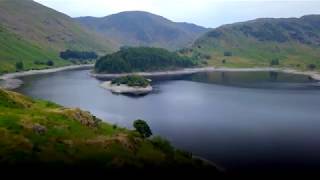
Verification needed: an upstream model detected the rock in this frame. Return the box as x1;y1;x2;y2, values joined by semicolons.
64;108;99;128
100;81;153;95
33;124;47;134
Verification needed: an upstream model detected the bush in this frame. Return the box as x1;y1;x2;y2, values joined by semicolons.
111;75;150;87
222;59;226;64
308;64;316;70
270;58;280;66
133;119;152;138
46;60;54;66
151;136;174;156
224;51;232;56
60;50;98;60
15;62;24;71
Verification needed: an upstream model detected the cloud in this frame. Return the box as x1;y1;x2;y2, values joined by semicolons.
34;0;320;27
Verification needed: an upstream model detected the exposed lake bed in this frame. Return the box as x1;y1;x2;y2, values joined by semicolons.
15;68;320;172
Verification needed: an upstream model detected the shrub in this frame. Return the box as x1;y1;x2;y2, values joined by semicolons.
15;62;24;71
308;64;316;70
46;60;54;66
133;119;152;138
270;58;280;66
151;136;174;156
60;50;98;60
224;51;232;57
111;75;150;87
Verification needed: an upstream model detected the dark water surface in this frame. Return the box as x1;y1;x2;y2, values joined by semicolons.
17;70;320;172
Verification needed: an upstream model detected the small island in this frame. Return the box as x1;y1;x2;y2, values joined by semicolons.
101;75;153;95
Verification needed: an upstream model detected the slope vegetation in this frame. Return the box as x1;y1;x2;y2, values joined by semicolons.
188;15;320;70
0;0;117;73
0;88;215;173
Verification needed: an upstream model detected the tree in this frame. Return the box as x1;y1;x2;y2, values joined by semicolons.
15;62;24;71
222;59;226;64
95;47;196;73
270;58;280;66
133;119;152;138
60;50;98;60
224;51;232;57
308;64;316;70
46;60;54;66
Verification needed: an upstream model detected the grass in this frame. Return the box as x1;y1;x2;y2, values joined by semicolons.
0;25;70;74
0;88;214;170
187;17;320;72
190;40;320;71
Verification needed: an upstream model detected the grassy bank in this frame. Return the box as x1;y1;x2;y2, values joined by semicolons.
0;88;215;172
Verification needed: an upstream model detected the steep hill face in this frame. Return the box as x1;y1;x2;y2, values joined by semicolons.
0;0;118;73
0;0;117;52
189;15;320;69
76;11;208;50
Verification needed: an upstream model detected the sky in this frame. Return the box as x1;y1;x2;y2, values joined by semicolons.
34;0;320;28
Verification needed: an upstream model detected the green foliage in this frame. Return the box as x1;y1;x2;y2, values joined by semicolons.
111;75;150;87
270;58;280;66
191;15;320;70
224;51;232;57
46;60;54;66
308;64;316;70
60;50;98;60
133;119;152;138
95;47;197;73
151;136;174;156
15;62;24;71
0;89;211;170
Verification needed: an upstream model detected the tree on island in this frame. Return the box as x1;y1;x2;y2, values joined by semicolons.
111;75;150;87
133;119;152;138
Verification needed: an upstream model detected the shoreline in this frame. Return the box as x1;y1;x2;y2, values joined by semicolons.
0;64;94;89
1;65;320;90
90;67;320;81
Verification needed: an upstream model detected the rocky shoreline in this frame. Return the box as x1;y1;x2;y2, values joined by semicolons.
0;64;94;89
91;67;320;81
1;65;320;90
100;81;153;95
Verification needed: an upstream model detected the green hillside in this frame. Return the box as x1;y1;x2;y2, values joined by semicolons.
76;11;208;50
0;0;118;74
187;15;320;70
0;88;215;172
0;26;69;73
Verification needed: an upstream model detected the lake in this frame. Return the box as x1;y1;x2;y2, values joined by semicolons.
17;69;320;172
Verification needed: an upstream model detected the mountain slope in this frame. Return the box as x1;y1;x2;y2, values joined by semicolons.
76;11;208;50
189;15;320;69
0;0;118;73
0;88;216;173
0;25;68;73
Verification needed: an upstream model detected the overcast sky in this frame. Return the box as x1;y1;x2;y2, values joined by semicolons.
34;0;320;28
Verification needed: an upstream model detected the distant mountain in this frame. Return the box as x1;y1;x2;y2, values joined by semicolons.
76;11;209;50
0;0;117;73
189;15;320;69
